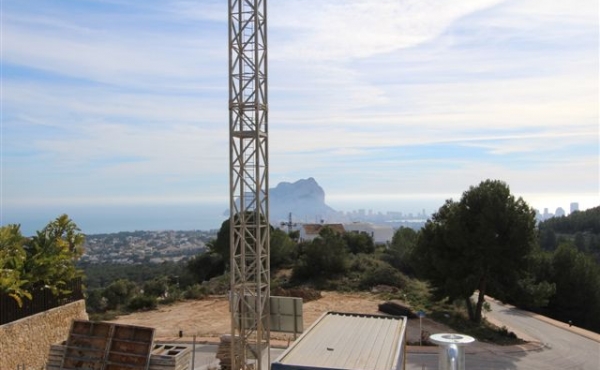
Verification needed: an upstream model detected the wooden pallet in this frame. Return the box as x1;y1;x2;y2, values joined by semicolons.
59;321;112;370
53;321;155;370
48;338;192;370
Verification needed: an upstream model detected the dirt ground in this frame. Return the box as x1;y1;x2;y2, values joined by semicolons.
108;291;450;344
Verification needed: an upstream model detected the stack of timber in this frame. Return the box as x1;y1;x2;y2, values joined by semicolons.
46;320;191;370
216;335;254;370
48;343;191;370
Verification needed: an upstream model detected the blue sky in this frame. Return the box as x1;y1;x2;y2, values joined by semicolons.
1;0;599;226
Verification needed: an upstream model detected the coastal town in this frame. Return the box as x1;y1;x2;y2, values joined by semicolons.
80;230;216;265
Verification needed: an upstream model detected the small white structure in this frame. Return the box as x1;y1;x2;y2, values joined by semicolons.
272;311;408;370
344;222;394;245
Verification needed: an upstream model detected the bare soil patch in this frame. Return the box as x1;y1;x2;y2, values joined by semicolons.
108;291;449;344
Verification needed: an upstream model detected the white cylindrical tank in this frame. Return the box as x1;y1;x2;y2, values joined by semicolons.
429;333;475;370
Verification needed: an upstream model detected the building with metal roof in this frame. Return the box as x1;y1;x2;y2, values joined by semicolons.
272;311;407;370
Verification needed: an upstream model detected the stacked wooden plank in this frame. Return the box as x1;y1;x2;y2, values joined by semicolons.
48;343;192;370
46;321;191;370
216;335;258;370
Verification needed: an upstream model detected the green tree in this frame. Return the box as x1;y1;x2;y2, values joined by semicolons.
549;243;600;331
208;219;231;265
128;294;157;311
383;227;418;274
22;215;85;296
200;215;294;273
573;232;586;251
85;288;107;313
44;214;85;257
208;213;268;267
186;252;225;283
343;232;375;254
288;230;300;242
539;228;557;251
143;277;169;298
0;224;31;306
506;247;556;309
270;228;295;268
102;279;138;310
413;180;537;323
292;226;348;281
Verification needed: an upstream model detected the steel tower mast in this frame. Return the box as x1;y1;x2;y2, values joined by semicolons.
228;0;270;369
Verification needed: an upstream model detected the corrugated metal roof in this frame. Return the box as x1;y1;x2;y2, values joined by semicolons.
272;312;407;370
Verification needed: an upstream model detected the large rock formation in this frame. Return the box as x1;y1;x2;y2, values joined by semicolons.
269;178;337;223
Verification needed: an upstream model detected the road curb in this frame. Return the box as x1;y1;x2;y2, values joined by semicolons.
485;296;600;343
406;340;545;355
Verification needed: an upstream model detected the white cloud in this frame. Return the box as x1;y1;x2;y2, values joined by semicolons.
3;12;225;88
271;0;504;61
1;0;597;212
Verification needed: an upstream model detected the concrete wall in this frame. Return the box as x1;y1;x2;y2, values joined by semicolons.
0;300;88;370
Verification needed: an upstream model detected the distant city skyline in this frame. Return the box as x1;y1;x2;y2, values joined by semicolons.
1;1;598;229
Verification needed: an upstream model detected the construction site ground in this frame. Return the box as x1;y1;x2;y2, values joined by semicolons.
108;291;545;354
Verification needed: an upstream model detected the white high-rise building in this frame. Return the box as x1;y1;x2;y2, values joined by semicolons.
570;202;579;214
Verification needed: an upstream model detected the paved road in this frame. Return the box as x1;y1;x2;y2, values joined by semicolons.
407;299;600;370
485;299;599;369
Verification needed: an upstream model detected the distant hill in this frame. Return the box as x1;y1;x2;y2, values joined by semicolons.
269;178;338;223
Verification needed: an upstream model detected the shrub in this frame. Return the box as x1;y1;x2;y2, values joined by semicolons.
127;295;157;311
184;284;209;300
359;262;407;290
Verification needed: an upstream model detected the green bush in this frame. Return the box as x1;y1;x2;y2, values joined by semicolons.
359;262;407;290
184;284;209;300
161;291;182;305
127;295;157;311
349;254;380;272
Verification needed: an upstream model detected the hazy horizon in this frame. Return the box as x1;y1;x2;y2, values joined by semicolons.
3;192;597;237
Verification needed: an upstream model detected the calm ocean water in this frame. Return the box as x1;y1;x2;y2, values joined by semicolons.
2;203;229;236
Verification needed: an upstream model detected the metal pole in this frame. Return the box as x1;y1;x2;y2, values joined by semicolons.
419;316;422;346
191;335;196;370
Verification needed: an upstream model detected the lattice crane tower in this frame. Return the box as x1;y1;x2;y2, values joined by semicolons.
228;0;270;369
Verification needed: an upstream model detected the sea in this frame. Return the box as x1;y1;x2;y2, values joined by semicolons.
1;203;229;237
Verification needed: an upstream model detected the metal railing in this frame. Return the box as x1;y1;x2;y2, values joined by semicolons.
0;278;84;325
